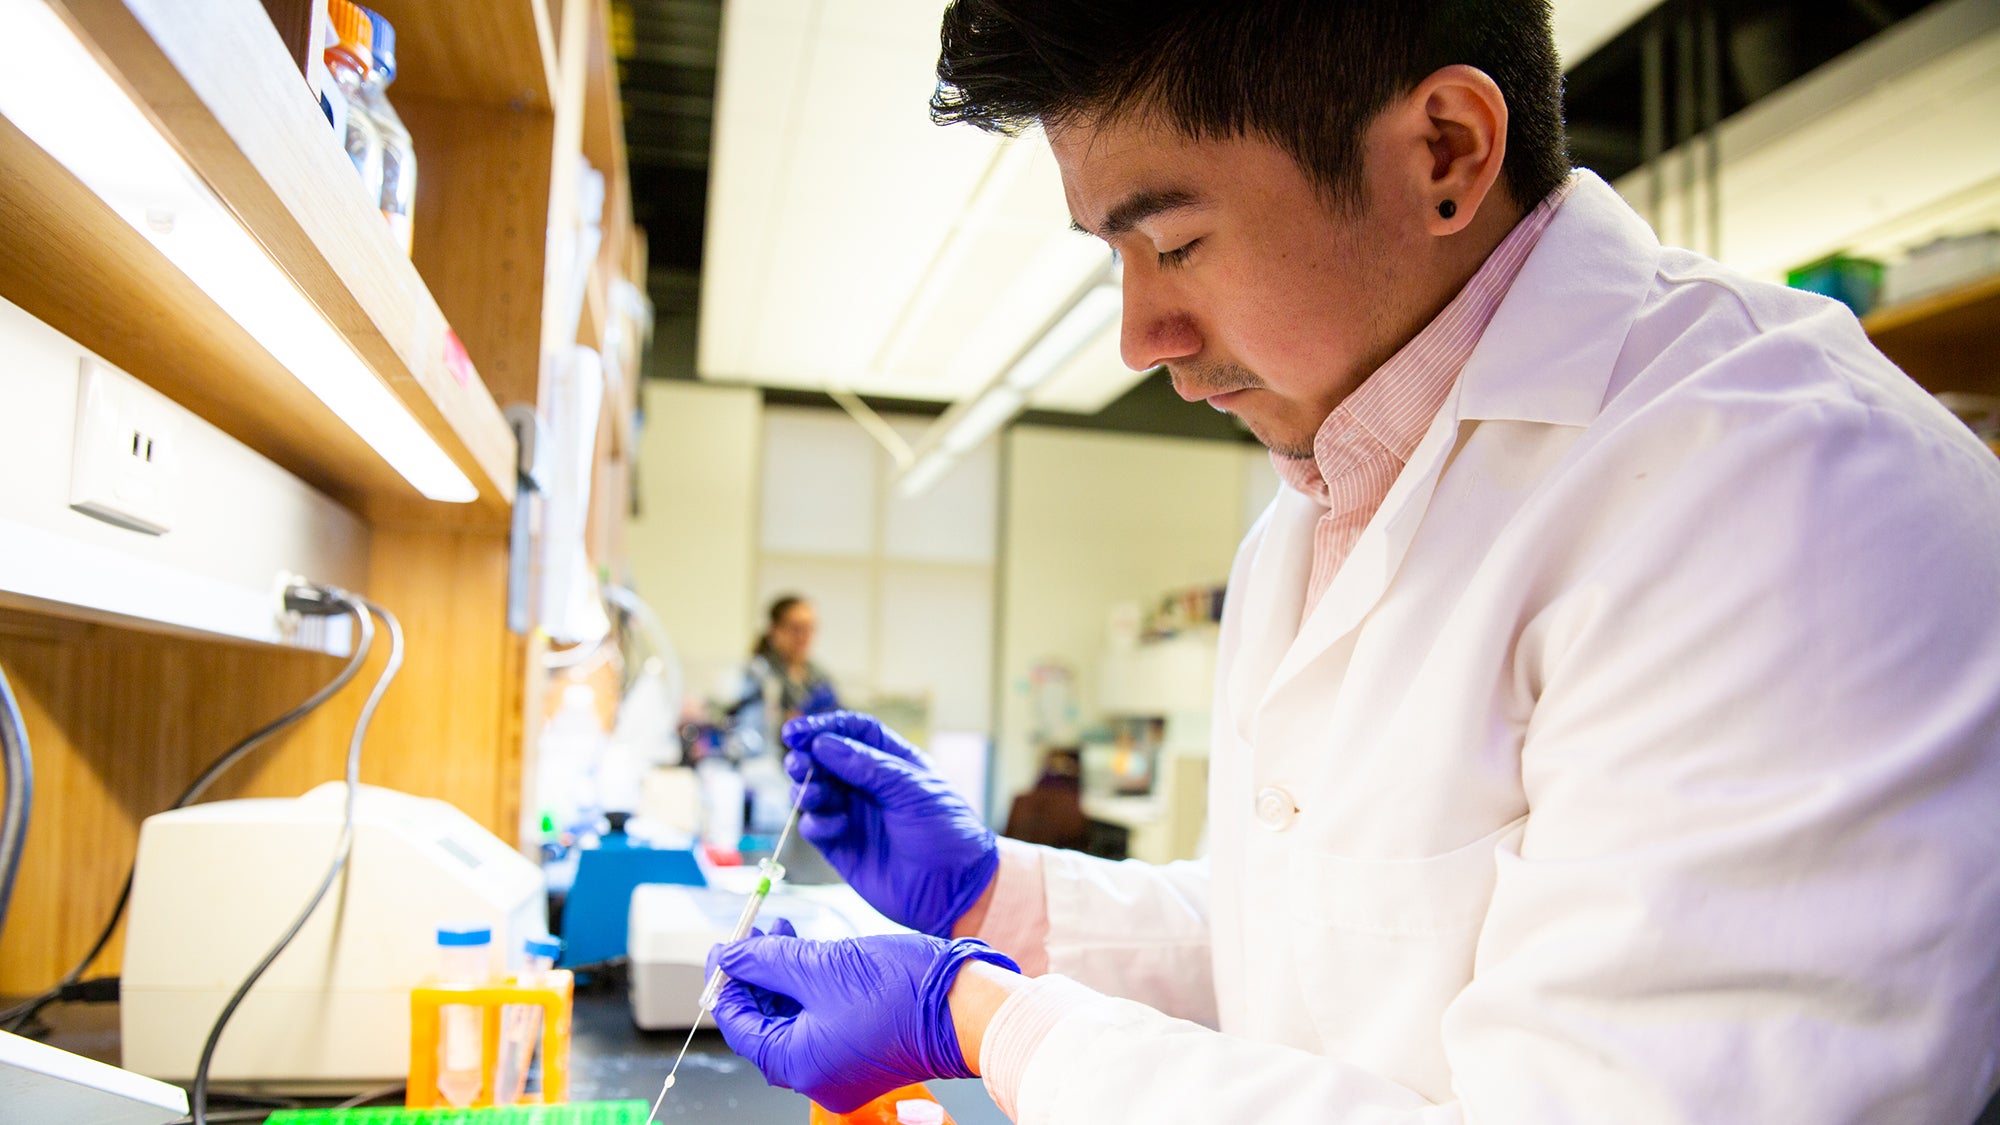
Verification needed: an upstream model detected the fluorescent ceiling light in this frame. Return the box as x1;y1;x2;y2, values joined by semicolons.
897;269;1124;496
1;0;479;503
874;138;1043;377
894;452;957;499
1004;284;1122;391
940;236;1112;388
942;385;1024;456
895;379;1020;497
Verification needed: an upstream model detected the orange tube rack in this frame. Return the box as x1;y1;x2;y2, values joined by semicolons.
407;970;574;1108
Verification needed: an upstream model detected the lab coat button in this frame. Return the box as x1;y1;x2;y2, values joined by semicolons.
1255;786;1297;830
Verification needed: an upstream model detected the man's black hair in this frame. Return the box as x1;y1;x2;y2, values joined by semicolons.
931;0;1570;214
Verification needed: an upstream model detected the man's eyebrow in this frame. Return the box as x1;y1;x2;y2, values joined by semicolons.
1069;189;1205;238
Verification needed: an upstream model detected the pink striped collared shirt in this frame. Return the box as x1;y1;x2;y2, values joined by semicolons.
1272;179;1572;622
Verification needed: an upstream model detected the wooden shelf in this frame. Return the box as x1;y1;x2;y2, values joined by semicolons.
1863;273;2000;397
0;115;398;515
377;0;558;112
580;0;627;194
0;0;518;528
0;0;644;994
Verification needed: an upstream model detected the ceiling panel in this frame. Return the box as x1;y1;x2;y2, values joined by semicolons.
944;236;1114;387
700;0;1003;399
877;142;1052;379
745;31;989;382
892;142;1117;397
694;1;1692;413
698;0;814;376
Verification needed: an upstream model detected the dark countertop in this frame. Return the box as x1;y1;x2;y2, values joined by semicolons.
570;985;1010;1124
13;984;1011;1124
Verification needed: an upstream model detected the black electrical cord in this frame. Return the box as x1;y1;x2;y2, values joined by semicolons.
189;597;402;1125
0;586;374;1035
0;666;32;944
0;983;69;1038
0;976;120;1039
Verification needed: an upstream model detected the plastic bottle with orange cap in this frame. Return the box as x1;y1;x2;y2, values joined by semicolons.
322;0;383;202
353;5;418;255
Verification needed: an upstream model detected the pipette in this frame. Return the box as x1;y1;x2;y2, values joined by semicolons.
649;765;815;1122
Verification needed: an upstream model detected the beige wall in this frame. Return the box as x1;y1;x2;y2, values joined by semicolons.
624;393;1277;820
995;427;1264;811
755;409;999;734
627;381;763;702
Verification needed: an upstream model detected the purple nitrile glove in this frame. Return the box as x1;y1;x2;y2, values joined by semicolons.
780;711;999;938
708;923;1018;1113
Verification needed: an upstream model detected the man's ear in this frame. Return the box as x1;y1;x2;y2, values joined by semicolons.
1408;64;1509;235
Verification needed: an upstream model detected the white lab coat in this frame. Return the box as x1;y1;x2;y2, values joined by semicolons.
1005;172;2000;1124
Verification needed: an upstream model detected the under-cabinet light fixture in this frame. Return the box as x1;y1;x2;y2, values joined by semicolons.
1;0;479;503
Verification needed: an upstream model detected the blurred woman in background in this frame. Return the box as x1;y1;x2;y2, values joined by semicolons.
730;595;839;836
742;594;838;737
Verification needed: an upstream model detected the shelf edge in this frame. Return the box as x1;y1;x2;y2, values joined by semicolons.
0;518;355;657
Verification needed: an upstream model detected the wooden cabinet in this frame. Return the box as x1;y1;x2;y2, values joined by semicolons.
0;0;642;992
1864;274;2000;399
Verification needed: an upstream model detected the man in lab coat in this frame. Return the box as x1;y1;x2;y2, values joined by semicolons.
704;2;2000;1121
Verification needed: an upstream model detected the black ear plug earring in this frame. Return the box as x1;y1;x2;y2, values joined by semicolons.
1438;200;1457;220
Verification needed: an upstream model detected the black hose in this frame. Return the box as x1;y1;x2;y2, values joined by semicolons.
1;591;375;1034
188;598;402;1125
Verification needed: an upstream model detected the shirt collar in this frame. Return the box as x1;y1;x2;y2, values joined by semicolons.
1271;177;1576;506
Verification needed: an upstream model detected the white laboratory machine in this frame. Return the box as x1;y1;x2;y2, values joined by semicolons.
627;873;906;1030
120;783;546;1092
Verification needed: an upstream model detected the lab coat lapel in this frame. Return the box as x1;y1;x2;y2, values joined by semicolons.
1455;171;1661;427
1263;395;1465;699
1255;171;1660;706
1225;486;1319;746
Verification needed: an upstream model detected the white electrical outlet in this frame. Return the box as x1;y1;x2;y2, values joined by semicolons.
69;358;179;536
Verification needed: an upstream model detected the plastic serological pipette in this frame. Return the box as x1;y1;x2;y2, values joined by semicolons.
649;765;815;1121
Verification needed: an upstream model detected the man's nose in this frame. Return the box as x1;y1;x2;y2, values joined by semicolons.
1118;269;1201;372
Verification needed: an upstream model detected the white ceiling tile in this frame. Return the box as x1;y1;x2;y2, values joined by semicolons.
879;142;1109;398
699;0;1091;403
705;3;1684;404
740;26;997;387
943;234;1112;385
817;0;952;44
698;0;817;379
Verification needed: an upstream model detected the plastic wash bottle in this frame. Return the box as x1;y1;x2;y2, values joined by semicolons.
810;1084;955;1125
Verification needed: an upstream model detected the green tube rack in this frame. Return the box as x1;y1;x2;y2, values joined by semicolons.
261;1101;650;1125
